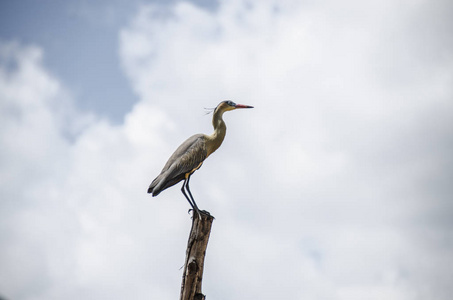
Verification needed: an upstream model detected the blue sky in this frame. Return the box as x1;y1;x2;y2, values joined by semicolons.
0;0;216;121
1;1;453;299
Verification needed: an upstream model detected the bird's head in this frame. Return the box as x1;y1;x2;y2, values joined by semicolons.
215;100;254;113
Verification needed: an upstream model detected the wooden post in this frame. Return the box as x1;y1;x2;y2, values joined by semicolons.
180;211;215;300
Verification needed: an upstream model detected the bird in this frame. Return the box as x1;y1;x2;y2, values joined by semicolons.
147;100;253;215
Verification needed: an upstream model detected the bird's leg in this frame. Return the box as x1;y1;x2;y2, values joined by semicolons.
181;179;196;211
186;175;210;217
185;175;199;212
181;177;202;220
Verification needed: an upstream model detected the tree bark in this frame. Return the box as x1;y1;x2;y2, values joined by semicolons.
180;211;214;300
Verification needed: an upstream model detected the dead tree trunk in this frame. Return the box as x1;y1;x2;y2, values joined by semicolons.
180;211;215;300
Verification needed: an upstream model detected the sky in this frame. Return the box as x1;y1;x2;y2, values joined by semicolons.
0;0;452;299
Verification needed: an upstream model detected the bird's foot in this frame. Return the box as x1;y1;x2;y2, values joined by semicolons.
188;208;210;219
188;208;201;219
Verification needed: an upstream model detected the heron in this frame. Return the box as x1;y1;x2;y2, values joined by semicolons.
147;100;253;215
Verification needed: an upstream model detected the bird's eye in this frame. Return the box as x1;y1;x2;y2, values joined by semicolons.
227;101;235;106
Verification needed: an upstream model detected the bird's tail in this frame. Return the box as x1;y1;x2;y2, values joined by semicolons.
147;176;161;196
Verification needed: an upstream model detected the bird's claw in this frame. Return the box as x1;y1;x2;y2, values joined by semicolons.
188;208;210;218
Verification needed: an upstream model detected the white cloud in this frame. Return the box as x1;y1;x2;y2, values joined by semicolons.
0;42;181;299
117;1;453;299
1;0;453;299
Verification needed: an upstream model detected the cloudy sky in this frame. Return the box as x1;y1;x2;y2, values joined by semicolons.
1;0;452;299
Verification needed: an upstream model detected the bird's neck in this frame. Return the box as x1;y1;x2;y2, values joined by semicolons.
206;109;227;156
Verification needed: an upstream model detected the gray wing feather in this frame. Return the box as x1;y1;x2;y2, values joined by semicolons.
148;134;207;196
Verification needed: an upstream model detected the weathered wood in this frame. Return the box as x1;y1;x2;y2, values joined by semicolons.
180;211;214;300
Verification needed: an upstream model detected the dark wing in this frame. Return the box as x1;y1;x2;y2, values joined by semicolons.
148;134;207;196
